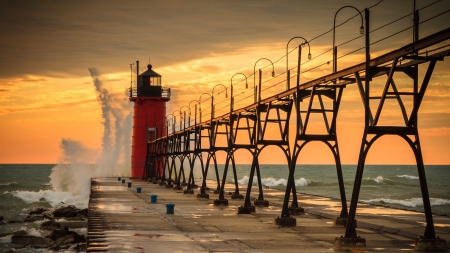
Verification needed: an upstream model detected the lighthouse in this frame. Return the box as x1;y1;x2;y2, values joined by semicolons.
129;61;171;178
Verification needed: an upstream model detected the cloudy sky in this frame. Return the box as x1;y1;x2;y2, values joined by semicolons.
1;0;449;164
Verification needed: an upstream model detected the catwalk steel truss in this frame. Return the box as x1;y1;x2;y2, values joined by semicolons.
145;21;450;249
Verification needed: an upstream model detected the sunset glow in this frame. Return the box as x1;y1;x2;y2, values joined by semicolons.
0;0;449;164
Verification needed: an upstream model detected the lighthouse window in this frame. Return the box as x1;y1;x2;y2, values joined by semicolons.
150;77;161;86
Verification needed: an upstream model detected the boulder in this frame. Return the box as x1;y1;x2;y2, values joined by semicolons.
23;215;45;222
69;243;87;252
43;214;54;220
11;235;52;246
48;228;85;250
13;230;28;236
77;208;88;217
53;206;79;218
40;220;61;230
8;220;22;224
29;208;47;215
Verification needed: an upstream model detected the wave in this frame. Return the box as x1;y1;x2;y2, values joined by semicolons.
9;189;87;209
0;181;18;186
236;175;308;187
363;176;390;184
362;197;450;207
396;175;419;180
19;226;43;237
0;235;12;243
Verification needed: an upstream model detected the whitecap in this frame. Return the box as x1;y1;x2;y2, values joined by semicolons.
237;176;307;187
397;175;419;180
9;189;87;209
294;178;308;186
237;175;250;185
261;177;287;187
374;176;385;184
364;176;389;184
0;181;17;186
362;197;450;207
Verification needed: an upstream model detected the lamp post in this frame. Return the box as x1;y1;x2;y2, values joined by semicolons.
332;5;364;73
189;100;200;126
286;37;311;90
230;73;248;112
253;58;275;103
153;118;166;138
172;110;182;132
180;105;190;131
129;62;134;99
211;84;228;119
167;113;175;134
199;93;212;123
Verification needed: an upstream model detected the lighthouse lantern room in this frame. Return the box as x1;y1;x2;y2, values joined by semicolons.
129;61;171;178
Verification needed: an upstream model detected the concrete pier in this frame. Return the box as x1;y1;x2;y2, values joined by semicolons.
87;178;450;252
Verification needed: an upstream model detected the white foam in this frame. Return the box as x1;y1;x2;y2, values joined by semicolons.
10;189;87;209
374;176;384;184
362;197;450;207
0;234;12;243
26;228;42;237
237;176;307;187
0;181;17;186
397;175;419;180
364;176;389;184
295;178;308;186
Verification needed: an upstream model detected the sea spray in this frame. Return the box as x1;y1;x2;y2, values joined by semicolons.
38;68;133;208
89;67;133;175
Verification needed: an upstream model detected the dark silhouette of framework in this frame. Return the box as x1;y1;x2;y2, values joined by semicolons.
145;16;450;249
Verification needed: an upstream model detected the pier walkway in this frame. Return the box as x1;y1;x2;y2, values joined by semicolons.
87;177;450;252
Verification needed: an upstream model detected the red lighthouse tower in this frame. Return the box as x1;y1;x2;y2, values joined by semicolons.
129;61;171;178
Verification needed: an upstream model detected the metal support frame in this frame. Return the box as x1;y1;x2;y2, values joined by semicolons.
145;26;450;249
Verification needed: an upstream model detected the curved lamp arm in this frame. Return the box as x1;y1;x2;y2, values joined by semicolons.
230;73;248;111
211;84;228;119
286;36;311;74
253;58;275;103
189;100;200;125
212;84;228;98
333;5;364;73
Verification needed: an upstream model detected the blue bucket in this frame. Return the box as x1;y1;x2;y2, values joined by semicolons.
121;179;125;184
166;203;175;214
136;187;142;193
118;177;121;181
127;182;132;188
150;195;157;203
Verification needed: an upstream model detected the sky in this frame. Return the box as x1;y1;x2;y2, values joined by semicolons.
0;0;449;165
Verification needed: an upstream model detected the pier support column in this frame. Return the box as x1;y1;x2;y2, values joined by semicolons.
414;237;447;251
334;237;366;251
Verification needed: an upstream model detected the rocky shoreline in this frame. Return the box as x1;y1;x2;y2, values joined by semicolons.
0;206;87;252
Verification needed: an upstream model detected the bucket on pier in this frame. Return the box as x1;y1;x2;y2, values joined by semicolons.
127;182;132;188
136;187;142;193
151;195;157;203
118;177;121;181
121;179;125;184
166;203;175;214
